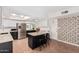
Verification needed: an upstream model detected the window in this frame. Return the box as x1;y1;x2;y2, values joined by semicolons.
2;19;17;29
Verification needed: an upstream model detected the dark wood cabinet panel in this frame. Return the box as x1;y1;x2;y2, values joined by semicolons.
28;33;48;49
0;41;13;53
10;32;18;40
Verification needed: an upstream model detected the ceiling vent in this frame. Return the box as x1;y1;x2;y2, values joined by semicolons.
61;10;69;14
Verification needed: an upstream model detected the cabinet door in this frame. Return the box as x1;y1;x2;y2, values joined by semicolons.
0;41;12;53
10;32;18;40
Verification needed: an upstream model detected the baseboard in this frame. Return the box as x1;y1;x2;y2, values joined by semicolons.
51;38;79;47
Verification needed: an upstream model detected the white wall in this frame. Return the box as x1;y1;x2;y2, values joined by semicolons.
48;7;79;40
35;18;49;32
50;7;79;18
48;18;57;39
0;7;2;29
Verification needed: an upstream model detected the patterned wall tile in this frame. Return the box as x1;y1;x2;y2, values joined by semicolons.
58;15;79;45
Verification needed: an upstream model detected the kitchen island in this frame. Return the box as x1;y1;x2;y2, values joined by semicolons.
27;31;49;49
0;32;13;53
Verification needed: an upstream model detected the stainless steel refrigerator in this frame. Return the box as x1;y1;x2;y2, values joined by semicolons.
16;23;26;39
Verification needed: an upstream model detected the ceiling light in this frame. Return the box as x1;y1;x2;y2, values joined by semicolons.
24;16;30;19
11;13;16;16
20;15;24;18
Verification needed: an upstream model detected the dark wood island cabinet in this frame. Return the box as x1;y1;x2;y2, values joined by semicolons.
0;41;13;53
0;33;13;53
27;32;49;49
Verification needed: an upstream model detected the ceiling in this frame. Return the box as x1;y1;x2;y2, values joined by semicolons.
2;6;78;21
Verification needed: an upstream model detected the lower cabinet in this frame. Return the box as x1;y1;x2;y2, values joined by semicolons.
0;41;13;53
10;32;18;40
28;34;47;49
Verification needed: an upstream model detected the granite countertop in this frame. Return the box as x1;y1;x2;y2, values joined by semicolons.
0;32;13;43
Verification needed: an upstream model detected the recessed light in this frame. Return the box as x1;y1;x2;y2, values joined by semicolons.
24;16;30;19
20;15;24;18
11;13;16;16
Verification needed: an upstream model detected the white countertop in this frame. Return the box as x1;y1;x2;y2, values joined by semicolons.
28;31;49;36
0;33;13;43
